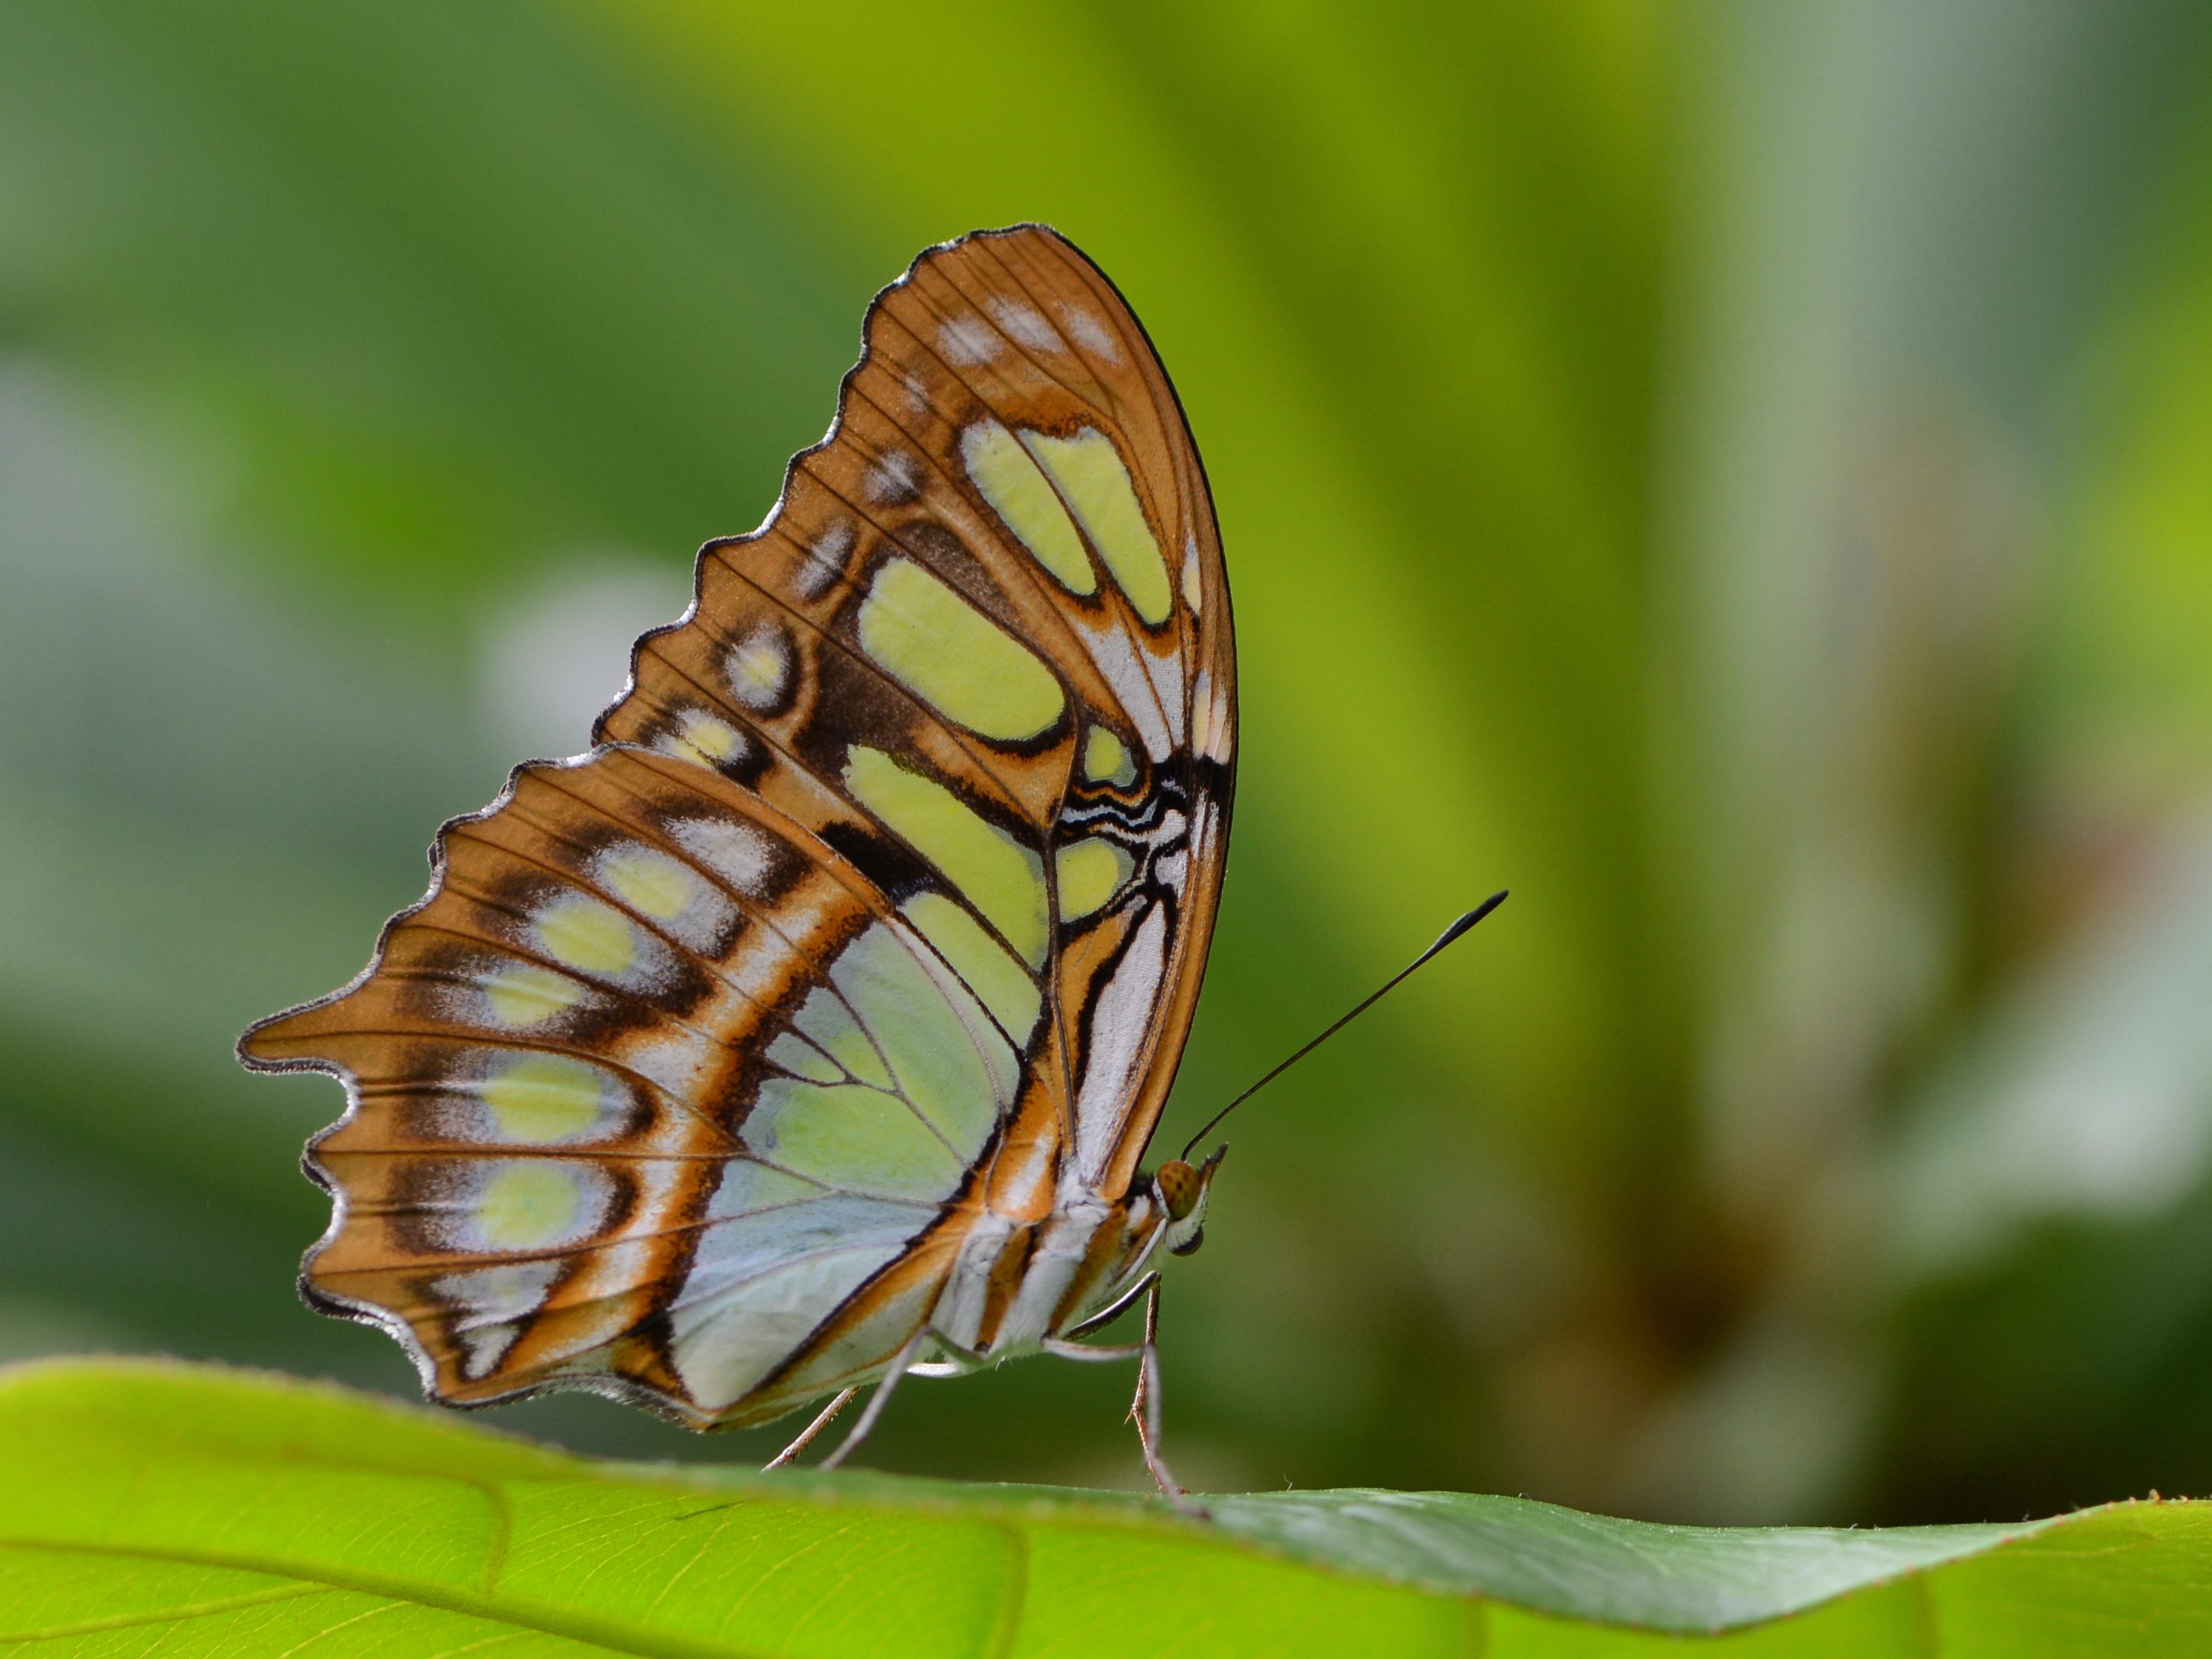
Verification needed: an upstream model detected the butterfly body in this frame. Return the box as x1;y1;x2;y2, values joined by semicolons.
930;1146;1216;1369
241;225;1233;1463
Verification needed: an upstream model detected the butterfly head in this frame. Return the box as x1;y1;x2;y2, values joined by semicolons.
1152;1144;1226;1258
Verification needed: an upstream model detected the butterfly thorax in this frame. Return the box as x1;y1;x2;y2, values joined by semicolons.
931;1150;1218;1364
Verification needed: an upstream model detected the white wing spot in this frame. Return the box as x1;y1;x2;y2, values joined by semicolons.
627;1029;720;1099
865;450;921;506
938;314;1000;365
668;815;779;897
794;521;855;600
1139;640;1185;746
724;621;792;711
436;1261;563;1379
1076;618;1173;762
1194;668;1232;762
1060;305;1121;363
1074;903;1168;1185
457;1325;518;1379
988;297;1059;351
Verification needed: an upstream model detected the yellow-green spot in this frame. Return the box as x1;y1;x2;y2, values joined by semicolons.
481;1054;605;1143
1021;427;1172;624
727;632;788;707
674;710;742;765
961;419;1095;596
600;845;693;921
533;894;635;976
858;558;1065;741
482;963;581;1027
902;893;1042;1046
474;1161;583;1249
844;746;1046;965
1082;726;1136;787
1056;838;1134;922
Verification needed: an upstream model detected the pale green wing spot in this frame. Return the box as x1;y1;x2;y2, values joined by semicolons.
532;894;636;975
728;634;786;706
1020;428;1173;625
765;1031;846;1085
741;1078;965;1201
857;557;1066;741
481;962;583;1028
843;745;1047;965
471;1161;587;1249
792;988;896;1091
660;709;745;770
961;418;1095;595
598;845;695;920
478;1053;612;1144
902;891;1042;1047
829;924;1007;1160
1055;838;1135;922
1081;726;1136;787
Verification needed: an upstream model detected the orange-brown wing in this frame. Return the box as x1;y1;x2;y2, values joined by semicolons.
239;225;1235;1429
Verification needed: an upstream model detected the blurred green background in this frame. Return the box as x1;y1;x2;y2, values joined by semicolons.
5;0;2212;1526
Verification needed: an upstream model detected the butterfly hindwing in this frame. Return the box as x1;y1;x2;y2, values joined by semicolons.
241;225;1235;1428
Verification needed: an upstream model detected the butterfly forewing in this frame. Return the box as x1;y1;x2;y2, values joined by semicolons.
241;225;1235;1429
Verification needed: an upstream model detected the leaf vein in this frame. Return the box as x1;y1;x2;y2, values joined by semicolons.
0;1535;777;1659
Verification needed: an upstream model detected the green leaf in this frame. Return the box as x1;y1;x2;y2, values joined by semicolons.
1;1360;2205;1655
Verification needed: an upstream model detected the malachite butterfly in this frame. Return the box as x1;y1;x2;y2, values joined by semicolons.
241;225;1235;1497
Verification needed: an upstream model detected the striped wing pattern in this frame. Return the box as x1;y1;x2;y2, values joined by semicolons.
240;226;1235;1429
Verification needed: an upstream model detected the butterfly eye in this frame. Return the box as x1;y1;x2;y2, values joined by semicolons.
1155;1158;1202;1220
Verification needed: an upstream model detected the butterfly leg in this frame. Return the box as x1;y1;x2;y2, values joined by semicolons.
1042;1276;1205;1517
818;1325;932;1471
763;1386;859;1470
1126;1279;1194;1513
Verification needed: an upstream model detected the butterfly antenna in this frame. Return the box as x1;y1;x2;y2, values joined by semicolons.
1179;891;1508;1161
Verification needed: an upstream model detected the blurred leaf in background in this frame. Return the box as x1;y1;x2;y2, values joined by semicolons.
3;0;2212;1525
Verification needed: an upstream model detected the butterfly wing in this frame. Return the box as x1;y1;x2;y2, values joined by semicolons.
240;225;1235;1428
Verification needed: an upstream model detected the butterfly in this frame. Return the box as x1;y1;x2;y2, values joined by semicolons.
239;225;1235;1498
